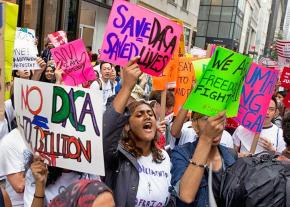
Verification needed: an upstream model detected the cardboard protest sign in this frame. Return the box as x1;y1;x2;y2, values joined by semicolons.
280;67;290;89
235;63;279;132
192;58;210;82
13;28;40;70
100;0;182;76
48;31;68;47
3;2;18;100
51;39;96;86
0;3;4;120
14;78;104;175
183;47;252;117
173;57;195;114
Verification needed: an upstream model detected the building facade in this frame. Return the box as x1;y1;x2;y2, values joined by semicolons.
283;0;290;40
195;0;243;50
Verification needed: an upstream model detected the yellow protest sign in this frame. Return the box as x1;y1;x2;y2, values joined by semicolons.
4;2;18;99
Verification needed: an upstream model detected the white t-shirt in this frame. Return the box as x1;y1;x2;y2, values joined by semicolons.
24;171;97;206
0;128;33;207
135;150;171;207
0;99;15;139
101;79;115;107
169;121;234;149
233;125;286;154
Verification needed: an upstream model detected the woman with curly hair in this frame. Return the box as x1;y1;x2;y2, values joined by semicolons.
103;57;172;207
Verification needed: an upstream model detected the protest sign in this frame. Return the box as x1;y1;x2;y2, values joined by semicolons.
173;57;195;114
13;27;40;70
100;0;182;76
48;31;68;47
3;2;18;100
14;78;104;175
0;3;4;120
183;47;252;117
192;58;210;82
283;91;290;108
51;39;96;86
235;63;279;132
280;67;290;89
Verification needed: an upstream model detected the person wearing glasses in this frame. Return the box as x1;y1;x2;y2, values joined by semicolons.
171;111;237;206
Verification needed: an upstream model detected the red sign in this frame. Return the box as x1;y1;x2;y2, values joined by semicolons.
283;92;290;108
48;31;68;47
280;67;290;89
226;118;239;129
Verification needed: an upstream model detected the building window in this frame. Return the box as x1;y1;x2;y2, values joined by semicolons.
195;37;206;49
209;6;221;21
197;21;208;36
218;22;231;38
182;0;188;10
211;0;222;6
198;6;210;20
184;27;191;47
220;6;233;22
207;21;219;37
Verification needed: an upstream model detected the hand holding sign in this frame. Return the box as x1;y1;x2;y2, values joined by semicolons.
184;47;252;117
101;0;182;76
51;39;96;86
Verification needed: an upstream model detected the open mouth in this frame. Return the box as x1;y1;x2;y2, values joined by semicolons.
143;122;153;132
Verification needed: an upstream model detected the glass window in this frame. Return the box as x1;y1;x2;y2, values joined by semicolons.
182;0;188;9
81;27;94;48
209;6;221;21
218;22;231;38
22;0;40;31
42;0;58;45
221;6;233;22
198;6;210;20
207;21;219;37
195;37;206;49
197;21;208;36
63;0;79;41
80;1;97;26
211;0;222;6
184;27;191;47
223;0;235;6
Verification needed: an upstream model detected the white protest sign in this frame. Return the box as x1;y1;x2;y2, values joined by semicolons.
13;27;40;70
14;78;104;175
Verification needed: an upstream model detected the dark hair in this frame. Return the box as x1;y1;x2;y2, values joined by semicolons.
46;166;82;187
86;46;92;51
149;90;175;108
121;100;164;163
100;62;112;70
91;53;98;62
271;96;278;109
282;113;290;146
276;91;287;98
39;64;56;83
12;70;33;79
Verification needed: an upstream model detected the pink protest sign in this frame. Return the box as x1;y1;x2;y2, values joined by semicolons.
235;63;278;132
100;0;182;76
51;39;96;86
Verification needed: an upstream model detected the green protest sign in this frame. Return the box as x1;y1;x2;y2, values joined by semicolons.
184;47;252;117
193;58;210;82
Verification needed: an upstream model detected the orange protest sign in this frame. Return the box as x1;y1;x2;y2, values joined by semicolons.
173;57;196;114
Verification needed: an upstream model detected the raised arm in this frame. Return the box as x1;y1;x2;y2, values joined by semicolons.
170;108;189;138
103;57;142;165
172;111;226;204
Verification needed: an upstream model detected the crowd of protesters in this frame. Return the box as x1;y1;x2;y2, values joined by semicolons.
0;34;290;207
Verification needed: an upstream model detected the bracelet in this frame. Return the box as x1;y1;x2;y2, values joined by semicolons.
189;159;208;168
34;194;45;199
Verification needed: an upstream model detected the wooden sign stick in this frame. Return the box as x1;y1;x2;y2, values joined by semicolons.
250;133;260;154
160;88;167;121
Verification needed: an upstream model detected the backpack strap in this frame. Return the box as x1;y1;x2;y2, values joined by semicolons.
286;177;290;207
